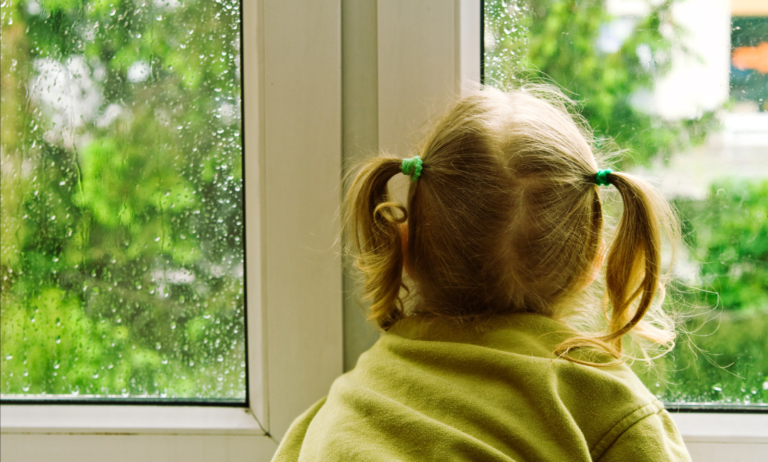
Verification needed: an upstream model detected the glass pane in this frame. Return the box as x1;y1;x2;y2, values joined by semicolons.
1;0;246;402
484;0;767;408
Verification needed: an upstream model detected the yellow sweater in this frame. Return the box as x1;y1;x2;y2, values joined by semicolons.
273;313;691;461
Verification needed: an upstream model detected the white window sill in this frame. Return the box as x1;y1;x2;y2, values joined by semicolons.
671;412;768;444
3;405;766;442
0;404;265;436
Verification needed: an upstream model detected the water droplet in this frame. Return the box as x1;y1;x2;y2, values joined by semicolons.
92;373;99;379
712;385;722;392
217;355;224;362
4;354;12;360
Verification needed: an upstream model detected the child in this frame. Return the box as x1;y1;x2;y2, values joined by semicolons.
272;85;691;461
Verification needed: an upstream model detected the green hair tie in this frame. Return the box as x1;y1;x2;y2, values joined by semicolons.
595;169;613;186
401;156;423;181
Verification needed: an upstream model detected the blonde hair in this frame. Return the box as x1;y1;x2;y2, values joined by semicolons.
343;85;680;365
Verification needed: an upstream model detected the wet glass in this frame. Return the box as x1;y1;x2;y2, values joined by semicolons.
484;0;767;408
0;0;246;402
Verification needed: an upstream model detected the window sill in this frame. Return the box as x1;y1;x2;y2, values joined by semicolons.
671;412;768;444
0;404;265;436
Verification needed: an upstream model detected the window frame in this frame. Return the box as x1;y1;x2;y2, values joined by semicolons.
0;0;343;458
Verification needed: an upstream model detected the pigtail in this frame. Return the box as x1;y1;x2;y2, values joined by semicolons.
603;173;679;345
557;172;680;365
343;155;409;330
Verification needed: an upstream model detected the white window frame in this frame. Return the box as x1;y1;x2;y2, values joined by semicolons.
0;0;343;459
2;1;766;461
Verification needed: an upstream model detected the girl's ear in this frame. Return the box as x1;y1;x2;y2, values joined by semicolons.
400;222;411;275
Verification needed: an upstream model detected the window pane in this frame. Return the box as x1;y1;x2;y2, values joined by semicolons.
484;0;767;407
1;0;246;402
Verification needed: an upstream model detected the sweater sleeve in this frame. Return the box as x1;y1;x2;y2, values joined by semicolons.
597;409;691;462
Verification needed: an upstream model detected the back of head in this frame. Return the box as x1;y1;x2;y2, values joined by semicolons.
344;84;680;363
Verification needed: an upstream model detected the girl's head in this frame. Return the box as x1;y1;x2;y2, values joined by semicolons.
344;85;680;363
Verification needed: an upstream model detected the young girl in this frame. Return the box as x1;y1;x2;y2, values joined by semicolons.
272;85;691;461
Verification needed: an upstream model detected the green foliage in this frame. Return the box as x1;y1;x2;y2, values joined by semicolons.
1;0;246;400
676;180;768;312
633;184;768;404
635;307;768;404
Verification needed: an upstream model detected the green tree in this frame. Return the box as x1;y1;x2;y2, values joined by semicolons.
677;181;768;312
1;0;246;400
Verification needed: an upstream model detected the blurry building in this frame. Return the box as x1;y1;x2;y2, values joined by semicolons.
606;0;768;198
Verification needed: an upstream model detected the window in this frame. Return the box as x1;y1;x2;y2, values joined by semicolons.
484;0;768;410
1;0;342;458
1;0;247;403
2;1;764;460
